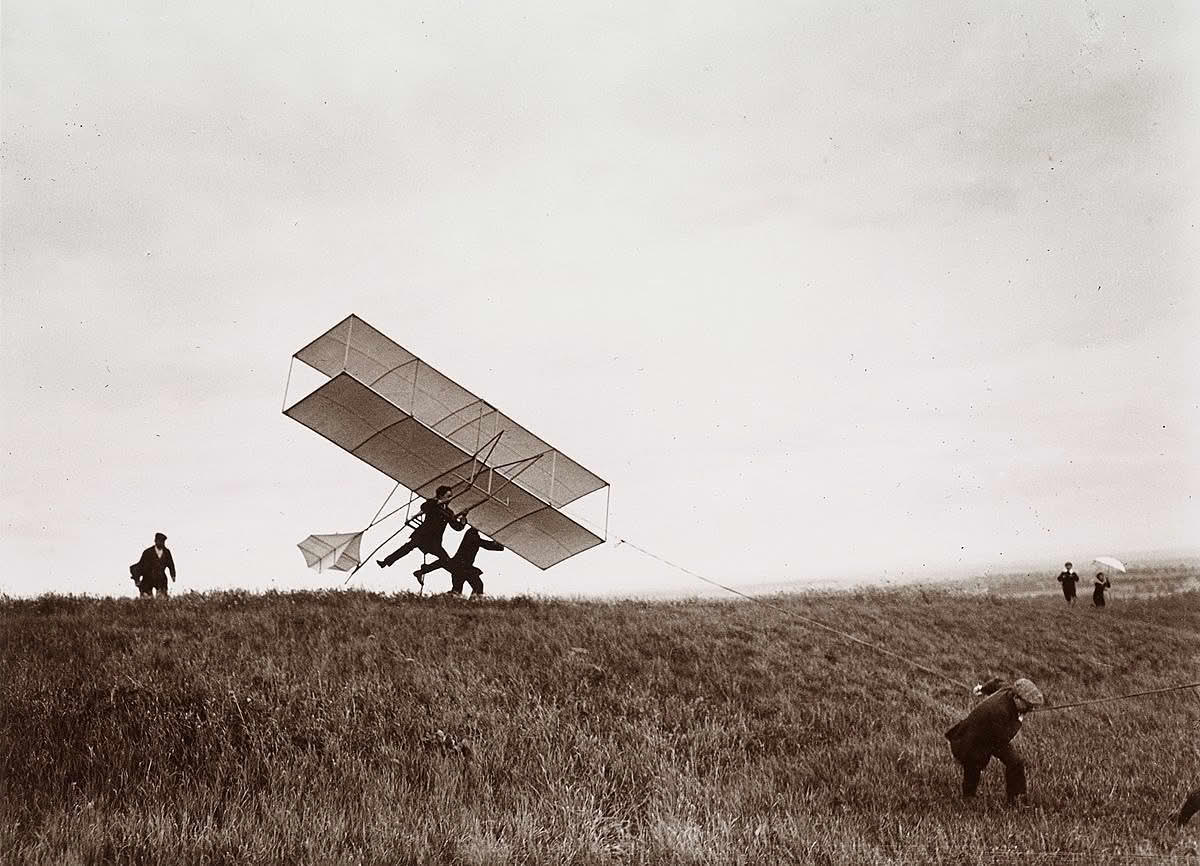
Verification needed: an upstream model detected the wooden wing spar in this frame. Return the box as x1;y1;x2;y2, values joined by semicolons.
284;315;610;569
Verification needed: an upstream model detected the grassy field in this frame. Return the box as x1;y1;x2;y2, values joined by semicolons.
2;581;1198;864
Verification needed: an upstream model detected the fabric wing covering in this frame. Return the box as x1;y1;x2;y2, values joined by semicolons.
286;315;608;569
298;532;363;572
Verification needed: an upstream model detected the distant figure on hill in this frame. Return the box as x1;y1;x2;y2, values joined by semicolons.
377;486;465;586
945;677;1044;806
1092;572;1111;608
1056;562;1080;604
414;526;505;598
132;532;176;598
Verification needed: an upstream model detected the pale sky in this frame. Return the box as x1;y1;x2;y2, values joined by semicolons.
3;1;1198;598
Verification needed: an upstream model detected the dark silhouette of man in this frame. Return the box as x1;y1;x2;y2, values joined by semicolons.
414;526;504;597
134;532;176;598
1177;788;1200;826
945;677;1043;806
1057;562;1080;604
377;486;465;586
1092;572;1112;608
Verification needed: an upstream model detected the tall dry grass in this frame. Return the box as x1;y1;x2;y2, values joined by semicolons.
2;586;1198;864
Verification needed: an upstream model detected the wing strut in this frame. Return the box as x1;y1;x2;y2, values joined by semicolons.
457;450;548;519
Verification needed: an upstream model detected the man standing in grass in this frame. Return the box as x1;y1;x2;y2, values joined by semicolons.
376;485;465;586
945;677;1044;806
134;532;177;598
1056;562;1080;604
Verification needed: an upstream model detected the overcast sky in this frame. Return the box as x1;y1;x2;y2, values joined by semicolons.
3;0;1197;599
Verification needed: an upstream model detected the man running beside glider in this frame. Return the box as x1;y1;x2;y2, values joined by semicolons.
945;677;1044;807
377;486;465;585
413;526;505;598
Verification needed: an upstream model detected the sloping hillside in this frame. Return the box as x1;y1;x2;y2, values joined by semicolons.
2;588;1198;864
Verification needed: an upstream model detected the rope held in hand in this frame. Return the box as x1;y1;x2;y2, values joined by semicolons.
1033;681;1200;713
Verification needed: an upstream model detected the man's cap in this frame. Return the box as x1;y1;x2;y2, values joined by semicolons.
1064;562;1072;568
1011;678;1044;707
154;532;167;542
435;485;453;497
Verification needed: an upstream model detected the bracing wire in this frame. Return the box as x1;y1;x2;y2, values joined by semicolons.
368;481;401;528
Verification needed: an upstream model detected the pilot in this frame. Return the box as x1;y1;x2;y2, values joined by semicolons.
377;486;465;586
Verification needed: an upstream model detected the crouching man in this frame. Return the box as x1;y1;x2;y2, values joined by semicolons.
945;677;1044;806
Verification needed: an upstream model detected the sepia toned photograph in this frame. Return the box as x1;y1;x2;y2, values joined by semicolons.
2;1;1198;863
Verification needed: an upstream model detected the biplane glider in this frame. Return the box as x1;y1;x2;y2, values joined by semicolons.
282;314;610;574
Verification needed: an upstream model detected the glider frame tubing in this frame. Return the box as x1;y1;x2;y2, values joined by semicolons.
343;440;546;583
439;400;500;443
452;449;549;520
345;433;505;583
402;448;548;535
369;481;402;527
368;432;508;532
347;445;590;580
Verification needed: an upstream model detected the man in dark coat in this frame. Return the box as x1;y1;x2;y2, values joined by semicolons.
945;677;1043;805
377;486;465;585
1177;788;1200;826
134;532;177;598
1056;562;1080;604
414;526;504;597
